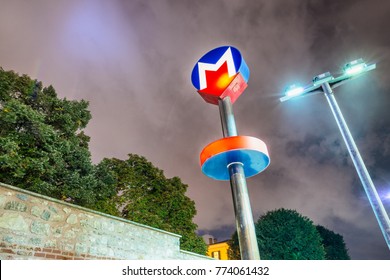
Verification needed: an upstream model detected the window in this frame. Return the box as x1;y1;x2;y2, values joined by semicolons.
212;251;220;260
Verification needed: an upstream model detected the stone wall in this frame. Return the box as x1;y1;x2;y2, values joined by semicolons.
0;183;210;260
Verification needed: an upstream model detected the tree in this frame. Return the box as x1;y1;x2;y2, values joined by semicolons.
0;68;115;208
229;208;326;259
100;155;207;255
316;225;350;259
227;231;241;260
0;68;206;255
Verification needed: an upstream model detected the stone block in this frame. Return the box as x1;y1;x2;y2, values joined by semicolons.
71;227;80;233
115;223;125;234
29;237;42;247
5;234;29;246
63;208;72;214
75;243;88;254
48;206;58;214
64;230;76;239
90;246;108;256
107;236;122;248
31;206;42;217
90;220;103;231
17;250;33;256
0;195;6;208
41;210;51;221
3;235;14;243
16;194;29;201
51;214;63;222
53;227;63;237
31;221;50;236
31;198;40;204
44;240;56;248
102;221;115;232
78;234;90;243
66;214;78;225
4;201;27;212
106;248;115;257
0;213;29;231
94;236;108;246
59;241;74;252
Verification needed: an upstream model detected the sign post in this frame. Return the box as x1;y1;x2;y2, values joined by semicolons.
191;46;270;260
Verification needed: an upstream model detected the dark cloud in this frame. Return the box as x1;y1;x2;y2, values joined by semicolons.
1;0;389;259
329;214;389;260
285;133;348;165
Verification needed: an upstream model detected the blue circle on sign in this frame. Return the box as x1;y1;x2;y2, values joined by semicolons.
201;149;270;181
191;46;250;91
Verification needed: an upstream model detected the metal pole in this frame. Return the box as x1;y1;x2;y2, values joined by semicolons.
219;97;238;137
218;97;261;260
322;82;390;250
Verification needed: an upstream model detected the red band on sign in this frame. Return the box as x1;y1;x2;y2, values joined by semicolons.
200;136;268;166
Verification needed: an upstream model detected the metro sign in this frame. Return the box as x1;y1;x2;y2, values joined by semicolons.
191;46;250;105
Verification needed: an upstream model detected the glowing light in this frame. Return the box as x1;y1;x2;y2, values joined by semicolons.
345;64;366;75
285;85;304;97
343;58;367;76
216;73;234;89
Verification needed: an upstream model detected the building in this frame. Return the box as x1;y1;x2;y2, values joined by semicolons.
206;238;230;260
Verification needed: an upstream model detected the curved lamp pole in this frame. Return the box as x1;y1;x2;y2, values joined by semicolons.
280;59;390;250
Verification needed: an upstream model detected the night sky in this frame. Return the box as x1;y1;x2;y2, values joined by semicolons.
1;0;390;259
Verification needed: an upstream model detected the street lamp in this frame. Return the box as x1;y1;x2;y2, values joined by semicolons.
280;59;390;250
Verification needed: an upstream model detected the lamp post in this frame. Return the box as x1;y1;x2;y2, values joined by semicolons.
280;59;390;250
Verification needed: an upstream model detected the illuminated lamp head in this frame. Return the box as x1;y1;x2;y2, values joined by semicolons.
343;58;367;76
285;84;304;97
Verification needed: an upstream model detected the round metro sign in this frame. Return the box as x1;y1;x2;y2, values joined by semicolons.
191;46;250;105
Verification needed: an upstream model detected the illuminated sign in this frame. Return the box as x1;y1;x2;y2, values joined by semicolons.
191;46;249;105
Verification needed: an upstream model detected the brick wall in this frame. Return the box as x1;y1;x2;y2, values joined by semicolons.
0;183;210;260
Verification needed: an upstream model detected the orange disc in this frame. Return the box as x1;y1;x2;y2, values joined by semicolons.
200;136;270;180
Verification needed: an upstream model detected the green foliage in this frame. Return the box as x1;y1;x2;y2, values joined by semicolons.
227;231;241;260
100;155;207;255
229;208;326;260
0;68;115;208
316;225;350;260
0;68;206;255
256;209;325;259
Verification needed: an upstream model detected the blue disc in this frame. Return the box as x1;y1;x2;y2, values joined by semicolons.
201;149;270;181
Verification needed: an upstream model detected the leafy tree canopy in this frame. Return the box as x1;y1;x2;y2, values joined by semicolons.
229;208;326;259
98;155;207;254
316;225;350;259
0;68;115;207
0;68;206;255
